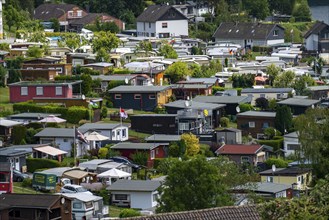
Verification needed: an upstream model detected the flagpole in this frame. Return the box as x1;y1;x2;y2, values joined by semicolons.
73;125;76;167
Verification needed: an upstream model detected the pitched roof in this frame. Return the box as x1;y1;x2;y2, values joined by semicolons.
171;84;212;89
241;88;294;93
108;85;171;93
0;194;63;209
8;113;60;119
237;111;276;118
34;128;74;138
121;205;260;220
78;123;122;133
137;5;187;22
91;75;139;82
164;100;226;110
111;143;161;150
284;131;298;138
145;134;181;142
307;85;329;91
277;98;320;107
259;167;312;176
234;182;291;194
304;21;329;38
69;13;119;25
0;118;23;127
213;22;284;40
0;147;32;157
217;144;263;155
107;180;161;192
34;3;79;21
193;95;250;104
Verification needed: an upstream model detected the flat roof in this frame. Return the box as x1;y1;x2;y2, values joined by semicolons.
78;123;123;133
277;98;320;106
9;80;83;86
164;100;226;110
111;142;162;150
145;134;181;142
0;118;23;127
108;85;171;93
193;95;250;104
107;180;161;192
241;88;294;93
34;128;75;138
237;111;276;118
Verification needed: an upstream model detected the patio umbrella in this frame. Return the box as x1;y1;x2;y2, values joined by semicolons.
85;131;109;141
38;115;66;123
97;168;131;178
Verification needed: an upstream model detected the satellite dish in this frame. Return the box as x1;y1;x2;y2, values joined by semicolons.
272;164;276;173
61;197;65;204
236;106;240;113
184;100;190;107
311;104;315;109
125;77;129;84
81;94;85;100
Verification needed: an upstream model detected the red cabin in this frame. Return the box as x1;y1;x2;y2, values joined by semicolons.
0;162;13;194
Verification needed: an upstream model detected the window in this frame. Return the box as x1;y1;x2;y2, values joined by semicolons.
85;201;93;209
56;68;62;73
149;94;156;99
63;139;68;142
36;87;43;96
143;22;146;30
162;23;168;28
241;156;250;163
21;87;28;96
151;150;155;159
73;202;83;209
115;194;128;200
249;122;255;128
0;173;8;182
151;33;155;37
287;144;300;151
267;176;273;182
156;148;159;155
149;22;151;28
273;30;278;36
56;87;63;95
134;94;141;99
122;129;126;137
77;10;82;17
153;193;158;202
277;93;282;99
153;124;163;127
115;94;122;99
260;94;265;98
262;122;269;128
179;122;189;130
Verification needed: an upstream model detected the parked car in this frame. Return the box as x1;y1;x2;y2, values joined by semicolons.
60;184;93;195
109;156;141;171
13;170;29;182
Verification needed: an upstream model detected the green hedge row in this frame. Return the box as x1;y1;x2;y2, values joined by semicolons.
27;158;61;173
153;158;164;169
13;102;89;124
212;86;242;96
257;139;283;152
252;46;273;53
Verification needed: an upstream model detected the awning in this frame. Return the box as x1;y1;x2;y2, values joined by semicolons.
34;146;67;156
62;170;96;180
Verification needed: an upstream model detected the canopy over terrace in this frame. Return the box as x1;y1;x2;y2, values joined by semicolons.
62;169;97;185
33;146;67;162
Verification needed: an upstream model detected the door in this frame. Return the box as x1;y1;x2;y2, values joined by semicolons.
15;157;19;171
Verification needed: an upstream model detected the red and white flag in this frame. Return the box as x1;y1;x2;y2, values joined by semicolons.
120;108;128;119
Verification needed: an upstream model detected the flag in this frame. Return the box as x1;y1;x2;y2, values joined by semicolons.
120;108;128;119
229;49;233;55
76;128;88;143
88;101;98;109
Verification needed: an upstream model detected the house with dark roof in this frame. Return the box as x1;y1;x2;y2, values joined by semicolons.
193;95;250;115
136;5;188;38
145;134;181;143
277;98;320;115
259;167;312;190
213;22;285;48
0;118;23;142
164;99;226;128
216;128;242;145
304;21;329;52
111;143;167;167
120;205;260;220
241;88;295;105
106;180;161;209
130;114;178;134
0;194;72;220
7;113;61;124
236;111;276;138
215;144;266;166
108;85;172;111
171;84;213;100
307;85;329;100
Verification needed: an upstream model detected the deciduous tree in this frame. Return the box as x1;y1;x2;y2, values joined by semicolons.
181;133;200;156
275;105;293;134
164;61;191;83
158;44;178;59
92;31;121;53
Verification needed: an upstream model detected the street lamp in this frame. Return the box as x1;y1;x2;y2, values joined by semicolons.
56;8;67;32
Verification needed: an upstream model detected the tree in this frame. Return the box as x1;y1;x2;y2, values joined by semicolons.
136;41;153;56
168;141;185;157
80;74;92;95
231;74;255;88
268;98;277;111
294;108;329;179
244;0;270;20
275;105;293;134
181;133;200;157
292;0;312;22
96;48;110;62
50;18;60;32
255;97;269;110
0;66;7;87
158;44;178;59
273;70;295;88
156;156;233;213
294;75;316;96
164;61;191;83
131;151;148;166
266;64;281;86
3;5;25;31
268;0;296;15
92;31;121;53
190;63;202;78
26;46;43;58
64;34;84;52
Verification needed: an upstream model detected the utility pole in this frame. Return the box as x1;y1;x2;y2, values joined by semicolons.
0;0;5;39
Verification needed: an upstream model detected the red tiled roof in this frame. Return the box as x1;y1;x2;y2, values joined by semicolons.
217;144;263;155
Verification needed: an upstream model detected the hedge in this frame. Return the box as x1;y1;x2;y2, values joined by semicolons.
265;158;289;169
153;158;164;169
257;139;283;152
13;102;89;124
26;158;61;173
252;46;273;54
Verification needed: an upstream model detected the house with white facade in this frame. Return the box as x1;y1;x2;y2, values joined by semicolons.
78;123;129;142
241;88;295;105
213;22;285;48
107;180;161;210
283;131;300;157
304;21;329;52
136;5;188;38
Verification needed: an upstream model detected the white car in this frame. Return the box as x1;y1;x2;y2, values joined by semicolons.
60;184;92;195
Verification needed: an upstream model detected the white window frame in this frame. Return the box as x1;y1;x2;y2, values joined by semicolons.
115;94;122;99
273;30;278;36
56;87;63;96
249;122;255;128
162;22;168;28
36;87;43;96
241;156;250;163
21;87;28;96
150;150;155;159
267;176;273;183
179;122;189;130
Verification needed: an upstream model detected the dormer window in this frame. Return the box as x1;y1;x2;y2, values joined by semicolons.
273;30;278;36
77;10;82;17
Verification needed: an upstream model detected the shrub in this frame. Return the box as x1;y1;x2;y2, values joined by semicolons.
131;151;148;166
95;188;109;205
199;144;215;157
12;125;27;144
27;158;61;173
107;80;125;90
212;86;225;94
257;139;283;152
153;158;164;169
220;117;230;127
66;106;90;124
119;209;141;218
22;178;32;187
264;127;282;139
239;103;253;112
98;147;108;159
265;158;289;168
101;106;108;119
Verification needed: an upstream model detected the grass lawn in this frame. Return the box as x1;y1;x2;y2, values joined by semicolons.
0;87;12;112
109;205;124;217
13;182;44;194
129;129;151;140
